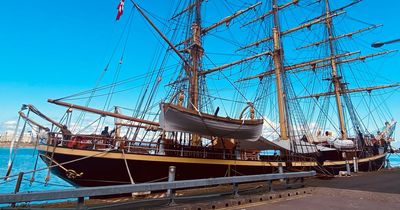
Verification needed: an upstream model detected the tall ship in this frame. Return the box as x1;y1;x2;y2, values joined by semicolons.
5;0;398;187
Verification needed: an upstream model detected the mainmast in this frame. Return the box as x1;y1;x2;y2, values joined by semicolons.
188;0;203;110
324;0;347;140
231;0;397;141
272;0;288;140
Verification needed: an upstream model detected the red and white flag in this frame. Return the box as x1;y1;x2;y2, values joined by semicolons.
116;0;125;21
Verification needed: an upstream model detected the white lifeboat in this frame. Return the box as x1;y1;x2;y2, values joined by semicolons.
160;103;264;141
333;139;355;149
314;135;337;143
313;130;335;143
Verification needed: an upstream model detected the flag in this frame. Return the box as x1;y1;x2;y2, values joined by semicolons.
116;0;125;21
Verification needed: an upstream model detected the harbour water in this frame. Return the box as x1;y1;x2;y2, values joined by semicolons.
0;148;399;194
0;148;72;194
388;153;400;168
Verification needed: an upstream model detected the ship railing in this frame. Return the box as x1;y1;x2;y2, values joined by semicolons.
44;135;247;160
45;133;159;150
162;146;237;159
44;134;287;161
45;133;116;150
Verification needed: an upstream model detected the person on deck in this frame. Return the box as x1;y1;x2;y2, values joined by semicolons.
108;128;116;147
61;125;72;140
214;106;220;116
61;125;72;146
101;126;110;137
101;126;114;147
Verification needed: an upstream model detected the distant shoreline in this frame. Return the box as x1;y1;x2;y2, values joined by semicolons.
0;142;35;148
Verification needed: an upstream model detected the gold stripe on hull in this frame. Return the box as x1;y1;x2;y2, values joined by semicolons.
292;162;318;167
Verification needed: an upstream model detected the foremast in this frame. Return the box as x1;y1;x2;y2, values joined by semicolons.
168;1;264;145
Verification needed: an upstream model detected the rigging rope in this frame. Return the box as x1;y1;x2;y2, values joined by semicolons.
5;109;29;180
203;54;280;136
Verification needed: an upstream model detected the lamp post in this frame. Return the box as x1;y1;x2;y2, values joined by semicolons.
372;38;400;48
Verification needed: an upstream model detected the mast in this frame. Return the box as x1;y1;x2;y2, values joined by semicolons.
188;0;203;110
324;0;347;140
272;0;288;140
187;0;203;145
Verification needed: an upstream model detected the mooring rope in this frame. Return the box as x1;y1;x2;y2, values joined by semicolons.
1;148;115;180
122;149;135;185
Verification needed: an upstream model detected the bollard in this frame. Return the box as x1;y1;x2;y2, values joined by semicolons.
11;172;24;207
353;157;358;173
167;166;176;206
278;163;284;182
345;160;351;176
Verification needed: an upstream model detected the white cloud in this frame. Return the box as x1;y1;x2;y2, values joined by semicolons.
1;120;18;134
4;120;17;126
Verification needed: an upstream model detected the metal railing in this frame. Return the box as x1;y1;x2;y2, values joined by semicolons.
0;169;315;206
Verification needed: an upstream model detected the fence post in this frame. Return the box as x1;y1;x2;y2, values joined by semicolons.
386;158;390;168
233;183;239;198
14;172;24;194
267;180;273;192
77;197;85;209
167;166;176;206
285;178;291;189
11;172;24;207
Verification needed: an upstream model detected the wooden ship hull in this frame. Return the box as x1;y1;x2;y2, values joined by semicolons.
38;145;386;187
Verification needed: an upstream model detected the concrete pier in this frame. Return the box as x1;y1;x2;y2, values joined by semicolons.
162;169;400;210
23;169;400;209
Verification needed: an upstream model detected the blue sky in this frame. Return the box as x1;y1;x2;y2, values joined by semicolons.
0;0;399;147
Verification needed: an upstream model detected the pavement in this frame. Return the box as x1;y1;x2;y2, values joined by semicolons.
305;168;400;194
222;188;400;210
163;168;400;210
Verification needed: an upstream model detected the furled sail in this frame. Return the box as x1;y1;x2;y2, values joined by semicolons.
160;103;263;141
